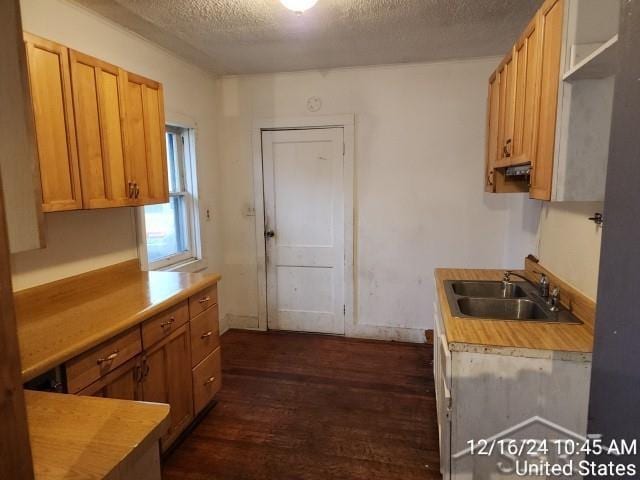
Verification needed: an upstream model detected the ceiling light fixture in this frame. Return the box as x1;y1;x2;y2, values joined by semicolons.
280;0;319;14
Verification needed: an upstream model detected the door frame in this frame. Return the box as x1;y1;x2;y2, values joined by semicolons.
251;114;355;333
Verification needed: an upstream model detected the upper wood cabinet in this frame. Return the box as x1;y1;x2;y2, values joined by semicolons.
23;33;169;211
484;73;499;192
24;33;82;212
530;0;564;200
69;50;131;208
485;0;565;198
495;53;516;168
123;73;169;205
485;0;620;201
512;17;540;167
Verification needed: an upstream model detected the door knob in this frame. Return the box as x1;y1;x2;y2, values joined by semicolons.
264;230;275;238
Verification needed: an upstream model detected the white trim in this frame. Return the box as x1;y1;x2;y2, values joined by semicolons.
165;110;197;130
160;257;208;273
252;114;355;333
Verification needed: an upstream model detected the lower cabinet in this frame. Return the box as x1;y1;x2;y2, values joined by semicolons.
192;347;222;415
434;298;591;480
142;324;194;450
78;355;143;400
67;284;221;452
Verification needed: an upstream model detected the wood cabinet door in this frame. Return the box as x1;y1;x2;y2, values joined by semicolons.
495;52;516;167
123;71;169;206
484;72;500;192
69;50;132;208
24;33;82;212
530;0;564;200
142;323;193;450
77;356;143;401
512;17;541;167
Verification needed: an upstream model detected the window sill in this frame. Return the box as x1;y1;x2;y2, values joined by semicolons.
158;257;208;273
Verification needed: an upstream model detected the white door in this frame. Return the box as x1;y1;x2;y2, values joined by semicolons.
262;128;345;334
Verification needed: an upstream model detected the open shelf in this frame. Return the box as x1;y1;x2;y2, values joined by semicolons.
563;34;619;82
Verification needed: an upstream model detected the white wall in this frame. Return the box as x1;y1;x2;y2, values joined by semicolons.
12;0;223;302
216;59;538;341
536;202;603;300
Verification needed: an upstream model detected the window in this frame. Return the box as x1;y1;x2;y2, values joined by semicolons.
138;126;200;270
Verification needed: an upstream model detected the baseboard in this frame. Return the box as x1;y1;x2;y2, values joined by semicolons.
222;314;426;343
345;324;426;343
223;314;260;333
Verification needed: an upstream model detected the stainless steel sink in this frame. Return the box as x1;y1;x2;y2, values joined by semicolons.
457;297;548;320
450;280;527;299
443;279;582;324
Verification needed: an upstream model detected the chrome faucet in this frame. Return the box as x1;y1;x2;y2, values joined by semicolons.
503;270;551;299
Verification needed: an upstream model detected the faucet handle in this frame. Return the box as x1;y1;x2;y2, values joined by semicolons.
549;287;561;311
533;270;549;281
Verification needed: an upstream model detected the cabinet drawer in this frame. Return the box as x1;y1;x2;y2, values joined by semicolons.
66;327;142;394
77;355;143;400
190;304;220;367
141;301;189;349
189;284;218;319
192;348;221;415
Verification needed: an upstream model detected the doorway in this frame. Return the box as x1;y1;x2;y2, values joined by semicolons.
260;127;346;334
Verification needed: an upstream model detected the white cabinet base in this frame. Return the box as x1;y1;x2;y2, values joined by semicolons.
434;302;592;479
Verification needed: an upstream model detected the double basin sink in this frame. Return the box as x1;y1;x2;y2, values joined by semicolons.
444;280;582;324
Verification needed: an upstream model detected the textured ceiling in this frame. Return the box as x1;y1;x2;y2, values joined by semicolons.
72;0;542;75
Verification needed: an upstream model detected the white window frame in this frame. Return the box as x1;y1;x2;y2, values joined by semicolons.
137;125;202;271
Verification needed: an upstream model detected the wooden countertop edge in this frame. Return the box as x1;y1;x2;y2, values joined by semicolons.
446;340;593;361
20;271;221;382
26;391;170;480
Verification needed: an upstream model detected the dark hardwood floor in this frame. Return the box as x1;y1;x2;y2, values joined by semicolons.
163;330;441;480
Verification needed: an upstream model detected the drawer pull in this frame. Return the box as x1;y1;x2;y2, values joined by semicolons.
204;376;216;385
160;317;176;328
201;331;213;339
198;296;211;304
96;350;119;365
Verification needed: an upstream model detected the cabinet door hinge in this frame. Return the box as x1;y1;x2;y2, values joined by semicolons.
343;304;346;316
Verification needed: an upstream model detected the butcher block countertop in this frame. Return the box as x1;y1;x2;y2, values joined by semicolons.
435;265;595;356
26;390;169;480
15;260;221;382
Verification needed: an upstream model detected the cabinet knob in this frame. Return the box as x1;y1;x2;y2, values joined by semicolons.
160;317;176;328
204;376;216;385
201;331;213;339
198;296;211;304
